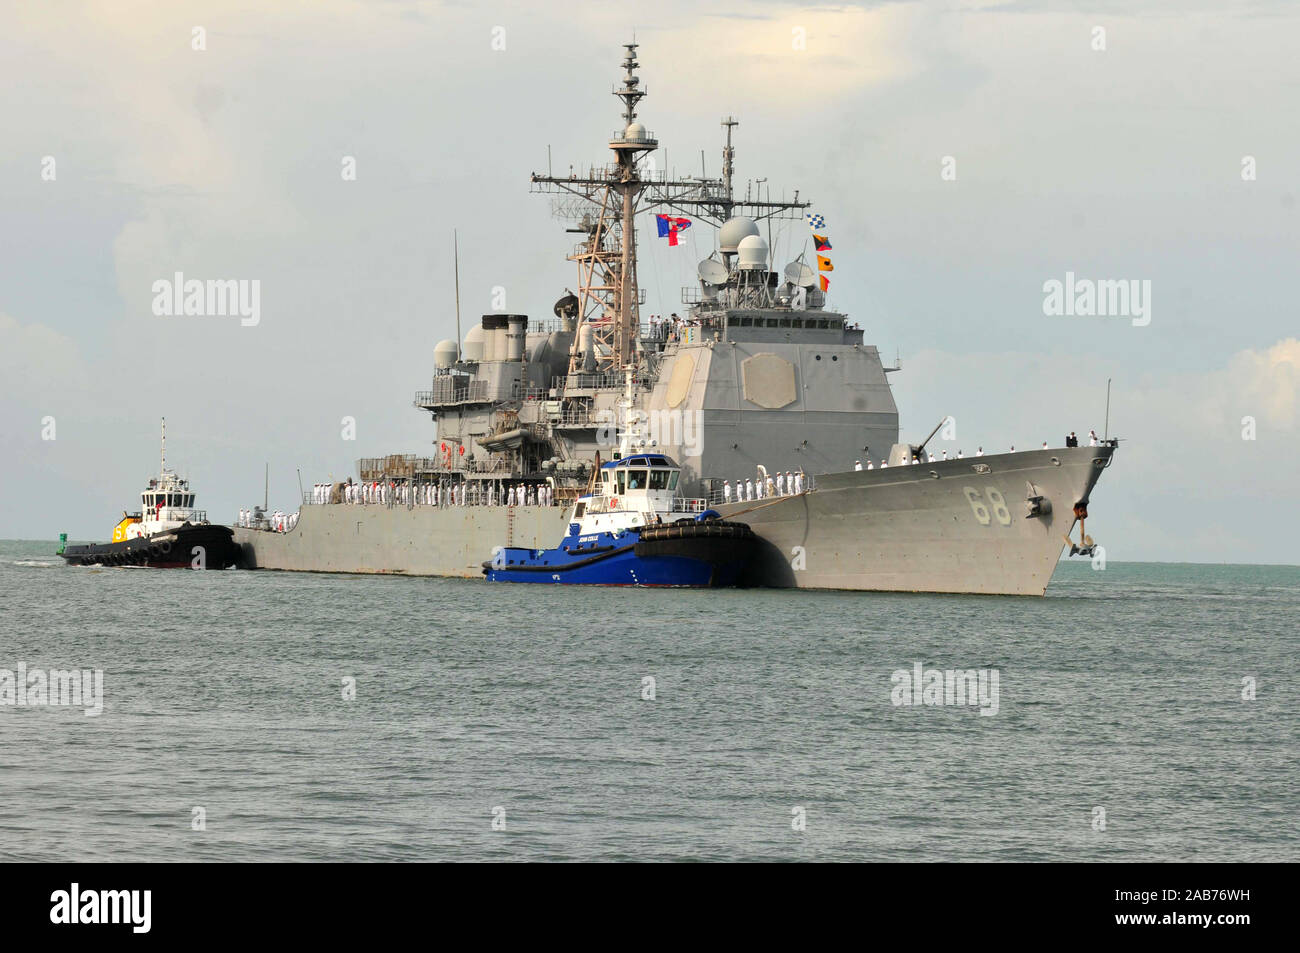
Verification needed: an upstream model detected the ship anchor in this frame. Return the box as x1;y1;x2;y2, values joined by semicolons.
1064;502;1098;557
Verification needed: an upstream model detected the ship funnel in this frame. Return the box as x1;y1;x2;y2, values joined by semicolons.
506;314;527;361
481;314;508;361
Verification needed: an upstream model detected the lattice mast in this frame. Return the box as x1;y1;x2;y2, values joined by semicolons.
529;44;813;375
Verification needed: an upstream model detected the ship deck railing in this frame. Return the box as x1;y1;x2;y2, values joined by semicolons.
414;379;489;407
584;496;708;515
161;508;207;523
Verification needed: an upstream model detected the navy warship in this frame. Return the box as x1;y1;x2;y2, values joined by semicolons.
235;43;1116;595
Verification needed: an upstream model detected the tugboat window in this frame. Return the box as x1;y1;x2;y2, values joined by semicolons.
649;469;670;491
668;472;679;490
626;469;648;490
616;471;626;494
574;502;586;517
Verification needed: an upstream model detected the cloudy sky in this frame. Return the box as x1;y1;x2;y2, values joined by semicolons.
2;0;1296;564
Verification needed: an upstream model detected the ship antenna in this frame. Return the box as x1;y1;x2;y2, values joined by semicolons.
1104;377;1112;441
453;229;462;361
160;417;166;476
721;116;737;212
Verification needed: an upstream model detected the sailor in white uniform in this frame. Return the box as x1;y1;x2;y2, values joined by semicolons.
793;471;803;493
745;478;755;501
765;475;775;498
942;450;948;461
854;460;863;471
1041;441;1049;450
723;480;732;503
976;447;983;456
775;472;785;496
1089;429;1099;446
867;460;874;470
956;450;963;459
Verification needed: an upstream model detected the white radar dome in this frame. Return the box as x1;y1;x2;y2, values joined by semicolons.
736;234;769;270
624;122;647;141
719;216;761;254
462;325;485;362
434;339;459;368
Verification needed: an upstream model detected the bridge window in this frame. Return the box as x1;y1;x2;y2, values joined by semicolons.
574;502;586;517
616;471;626;494
669;471;679;490
626;469;648;490
648;469;671;491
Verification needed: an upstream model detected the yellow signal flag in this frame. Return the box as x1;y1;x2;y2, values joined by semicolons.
817;254;834;272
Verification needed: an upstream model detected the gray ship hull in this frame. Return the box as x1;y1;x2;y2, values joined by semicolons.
234;446;1113;595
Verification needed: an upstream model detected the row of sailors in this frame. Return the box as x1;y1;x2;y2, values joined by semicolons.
237;509;297;532
310;481;558;508
721;470;806;503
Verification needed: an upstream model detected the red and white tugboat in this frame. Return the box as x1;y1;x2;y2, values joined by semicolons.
57;419;239;569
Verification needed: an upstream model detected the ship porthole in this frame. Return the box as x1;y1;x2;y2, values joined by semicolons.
1051;457;1061;467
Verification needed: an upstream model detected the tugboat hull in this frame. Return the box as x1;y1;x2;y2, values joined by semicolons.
60;524;239;570
483;520;755;587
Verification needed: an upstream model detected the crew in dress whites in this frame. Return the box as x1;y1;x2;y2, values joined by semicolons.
1009;445;1015;453
880;460;888;468
765;474;775;498
793;471;803;493
956;450;963;459
854;460;863;471
976;447;984;456
941;449;948;460
867;460;874;469
775;472;784;496
1041;441;1049;450
723;480;732;502
745;478;755;501
1089;429;1099;446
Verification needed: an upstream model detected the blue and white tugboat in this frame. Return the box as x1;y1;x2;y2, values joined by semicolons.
483;453;756;586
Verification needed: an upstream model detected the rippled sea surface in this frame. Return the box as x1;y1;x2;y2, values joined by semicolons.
1;539;1296;862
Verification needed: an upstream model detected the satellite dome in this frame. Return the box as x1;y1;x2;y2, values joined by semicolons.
719;216;761;254
736;234;769;270
462;325;485;362
624;122;647;141
434;339;459;368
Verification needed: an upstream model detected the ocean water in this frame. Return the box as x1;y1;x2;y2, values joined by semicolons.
1;539;1295;862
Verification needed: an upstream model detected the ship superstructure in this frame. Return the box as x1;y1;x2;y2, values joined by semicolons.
415;42;897;502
